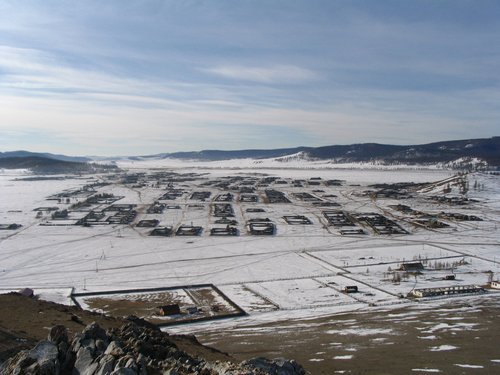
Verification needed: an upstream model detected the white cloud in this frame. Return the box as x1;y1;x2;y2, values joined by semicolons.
2;82;495;156
0;43;497;156
202;64;318;83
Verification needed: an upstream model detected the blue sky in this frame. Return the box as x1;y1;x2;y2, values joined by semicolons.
0;0;499;156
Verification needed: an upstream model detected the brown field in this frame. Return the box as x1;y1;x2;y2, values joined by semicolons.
196;296;500;375
77;286;242;325
0;293;231;364
84;291;186;321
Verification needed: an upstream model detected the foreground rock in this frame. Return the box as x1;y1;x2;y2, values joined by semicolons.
0;321;306;375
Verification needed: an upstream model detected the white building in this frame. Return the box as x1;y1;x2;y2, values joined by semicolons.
490;281;500;289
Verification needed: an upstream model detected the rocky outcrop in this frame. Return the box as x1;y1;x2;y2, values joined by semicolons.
243;358;306;375
0;321;305;375
0;340;60;374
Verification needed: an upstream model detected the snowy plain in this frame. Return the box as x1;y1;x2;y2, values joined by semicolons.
1;158;499;338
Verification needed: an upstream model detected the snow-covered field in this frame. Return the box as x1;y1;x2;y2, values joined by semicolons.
1;160;499;335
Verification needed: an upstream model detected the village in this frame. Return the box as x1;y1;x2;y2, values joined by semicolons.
0;166;499;329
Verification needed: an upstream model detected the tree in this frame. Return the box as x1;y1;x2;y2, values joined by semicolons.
392;272;401;283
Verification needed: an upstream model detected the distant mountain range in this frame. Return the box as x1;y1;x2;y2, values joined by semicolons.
138;137;500;167
0;156;117;174
1;137;499;170
0;151;90;163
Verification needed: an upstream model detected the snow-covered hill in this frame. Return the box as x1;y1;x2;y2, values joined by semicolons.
115;153;478;171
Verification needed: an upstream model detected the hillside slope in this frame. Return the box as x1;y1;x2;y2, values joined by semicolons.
141;137;500;167
0;156;117;174
0;151;90;163
0;293;304;374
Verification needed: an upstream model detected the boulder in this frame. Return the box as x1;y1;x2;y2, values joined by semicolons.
0;341;60;375
110;368;138;375
94;354;115;375
243;357;306;375
82;322;108;343
95;339;107;353
73;346;98;375
105;341;125;357
2;321;306;375
48;325;68;345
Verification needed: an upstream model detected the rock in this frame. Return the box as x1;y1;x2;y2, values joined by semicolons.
71;334;83;353
73;346;98;375
71;322;110;360
71;314;84;325
136;353;147;374
48;325;69;345
0;341;60;375
105;341;125;357
2;321;305;375
125;315;160;332
243;357;306;375
125;357;137;371
60;347;76;375
27;358;60;375
94;354;115;375
0;352;33;375
58;340;69;357
31;341;59;363
80;338;97;354
95;339;107;353
114;355;136;371
110;368;138;375
198;368;212;375
82;322;108;343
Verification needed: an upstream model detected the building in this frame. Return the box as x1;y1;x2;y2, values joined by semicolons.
490;281;500;289
158;304;181;316
409;285;485;298
400;262;424;272
186;307;199;314
247;220;275;235
343;286;358;293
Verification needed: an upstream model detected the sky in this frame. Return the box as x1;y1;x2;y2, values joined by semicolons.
0;0;499;156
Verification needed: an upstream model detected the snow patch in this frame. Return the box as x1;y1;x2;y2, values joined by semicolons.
454;364;484;369
326;328;394;336
439;157;488;170
0;168;30;175
412;369;441;373
422;322;478;334
371;337;388;342
429;345;458;352
273;152;313;163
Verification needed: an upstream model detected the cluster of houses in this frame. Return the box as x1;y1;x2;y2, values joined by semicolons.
354;213;409;235
409;285;485;298
0;223;22;230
